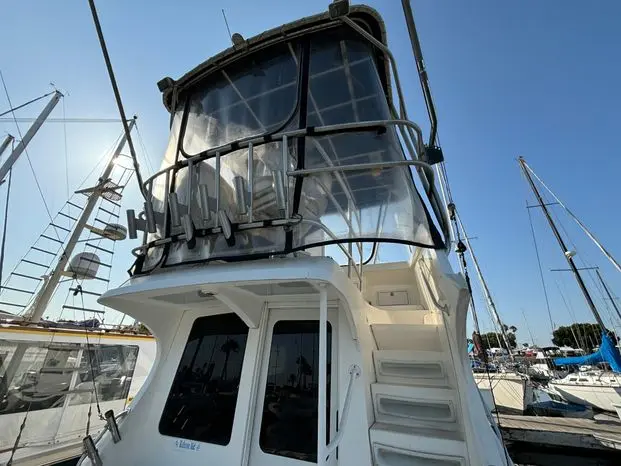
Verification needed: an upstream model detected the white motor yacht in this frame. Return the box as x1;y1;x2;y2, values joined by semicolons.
78;2;510;465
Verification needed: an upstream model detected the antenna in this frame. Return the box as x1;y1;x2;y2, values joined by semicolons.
87;0;148;202
222;9;233;43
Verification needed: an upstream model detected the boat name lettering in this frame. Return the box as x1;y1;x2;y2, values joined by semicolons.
175;439;201;451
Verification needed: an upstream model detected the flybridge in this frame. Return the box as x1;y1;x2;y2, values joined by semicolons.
127;4;449;276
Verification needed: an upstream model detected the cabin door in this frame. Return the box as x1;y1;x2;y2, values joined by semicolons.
247;308;338;466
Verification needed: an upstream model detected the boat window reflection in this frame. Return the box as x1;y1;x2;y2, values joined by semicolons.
259;320;331;462
159;313;249;445
69;344;138;405
0;341;139;415
183;43;300;157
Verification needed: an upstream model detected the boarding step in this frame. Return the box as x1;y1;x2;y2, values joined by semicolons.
373;349;451;388
370;422;466;465
370;323;442;351
371;383;460;431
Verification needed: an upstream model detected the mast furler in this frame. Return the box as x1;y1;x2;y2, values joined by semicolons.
24;120;136;323
518;156;607;330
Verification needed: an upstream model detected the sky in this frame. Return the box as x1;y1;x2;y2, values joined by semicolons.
0;1;620;344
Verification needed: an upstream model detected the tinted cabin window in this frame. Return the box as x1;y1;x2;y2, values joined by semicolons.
159;313;249;445
259;320;331;462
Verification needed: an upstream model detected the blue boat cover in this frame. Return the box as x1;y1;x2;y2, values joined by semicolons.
553;331;621;373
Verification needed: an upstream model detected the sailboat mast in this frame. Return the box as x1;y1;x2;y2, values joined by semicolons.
523;160;621;273
25;119;135;323
0;90;62;183
596;269;621;323
0;134;14;158
452;207;514;359
518;156;607;330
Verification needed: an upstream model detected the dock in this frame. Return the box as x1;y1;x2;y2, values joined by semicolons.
499;414;621;465
499;413;621;450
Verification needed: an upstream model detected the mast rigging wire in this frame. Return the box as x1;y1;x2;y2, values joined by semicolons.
0;167;12;290
526;202;555;332
0;117;124;123
0;70;61;238
0;90;56;118
87;0;148;201
523;161;621;273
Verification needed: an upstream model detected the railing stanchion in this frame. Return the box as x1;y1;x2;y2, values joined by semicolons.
317;283;328;466
281;134;289;219
215;151;221;226
248;143;254;223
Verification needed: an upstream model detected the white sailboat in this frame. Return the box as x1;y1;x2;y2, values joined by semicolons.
0;118;155;465
550;370;621;413
519;157;621;413
78;2;511;465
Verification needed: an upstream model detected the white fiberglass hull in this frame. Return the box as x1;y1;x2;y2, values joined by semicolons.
474;372;532;414
550;380;621;412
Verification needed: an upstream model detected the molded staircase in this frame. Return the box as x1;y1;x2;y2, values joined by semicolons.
369;317;469;465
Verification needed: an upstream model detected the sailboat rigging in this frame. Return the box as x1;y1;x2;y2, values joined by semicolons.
519;156;621;412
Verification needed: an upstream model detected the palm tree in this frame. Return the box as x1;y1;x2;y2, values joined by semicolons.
220;338;240;381
296;356;313;389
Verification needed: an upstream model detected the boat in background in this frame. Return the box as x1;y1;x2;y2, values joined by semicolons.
475;372;534;414
0;322;154;465
549;333;621;412
0;121;155;464
519;157;621;414
527;347;569;382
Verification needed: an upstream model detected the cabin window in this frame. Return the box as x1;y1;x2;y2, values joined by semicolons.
0;343;79;415
259;320;332;462
0;341;141;415
182;43;301;157
68;345;139;405
159;313;249;445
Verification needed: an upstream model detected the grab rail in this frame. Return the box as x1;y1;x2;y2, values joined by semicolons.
128;116;450;274
324;364;361;459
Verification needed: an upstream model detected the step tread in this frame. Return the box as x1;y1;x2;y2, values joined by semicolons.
371;423;466;464
371;324;442;351
373;349;451;387
371;383;456;400
371;384;460;431
373;349;448;359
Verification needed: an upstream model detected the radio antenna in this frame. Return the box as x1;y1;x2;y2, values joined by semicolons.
222;9;233;43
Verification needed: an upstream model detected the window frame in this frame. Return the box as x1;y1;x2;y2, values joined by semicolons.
250;308;338;465
157;312;251;447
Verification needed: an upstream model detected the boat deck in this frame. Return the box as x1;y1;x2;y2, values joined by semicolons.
499;413;621;450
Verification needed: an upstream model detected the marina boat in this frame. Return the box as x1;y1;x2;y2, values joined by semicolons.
549;369;621;413
474;372;534;414
549;334;621;412
527;348;568;382
0;118;155;464
450;200;535;416
78;2;510;465
519;158;621;414
0;321;154;466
